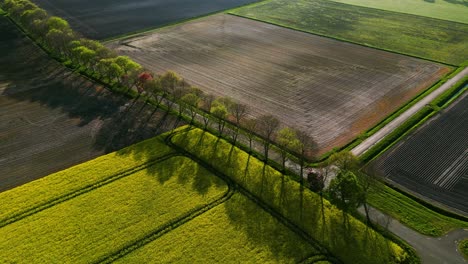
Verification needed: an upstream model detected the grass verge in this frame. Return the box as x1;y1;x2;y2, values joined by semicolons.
171;127;416;264
115;193;320;264
368;183;468;236
0;156;228;263
230;0;468;65
460;239;468;260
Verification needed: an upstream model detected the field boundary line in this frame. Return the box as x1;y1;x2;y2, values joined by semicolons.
166;130;342;264
0;154;179;228
227;13;458;67
94;169;235;264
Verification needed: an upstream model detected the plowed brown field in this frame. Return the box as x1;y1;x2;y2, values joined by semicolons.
108;14;450;155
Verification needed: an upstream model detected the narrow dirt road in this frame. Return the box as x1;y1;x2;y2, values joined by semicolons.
359;206;468;264
352;67;468;156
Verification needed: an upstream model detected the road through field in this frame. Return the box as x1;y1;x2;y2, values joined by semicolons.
359;206;468;264
352;67;468;157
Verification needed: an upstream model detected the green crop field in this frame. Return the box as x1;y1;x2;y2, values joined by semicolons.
0;131;329;263
330;0;468;24
230;0;468;65
116;193;320;263
0;136;174;224
171;128;409;264
0;155;228;263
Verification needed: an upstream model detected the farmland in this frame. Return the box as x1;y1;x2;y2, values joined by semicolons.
231;0;468;65
330;0;468;23
368;93;468;215
109;14;449;155
170;128;409;264
115;194;320;263
0;132;328;263
30;0;259;39
0;15;181;192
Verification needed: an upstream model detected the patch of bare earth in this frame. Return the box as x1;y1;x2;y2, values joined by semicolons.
108;14;449;156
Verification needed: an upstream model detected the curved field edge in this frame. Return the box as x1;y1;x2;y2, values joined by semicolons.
0;156;229;263
0;134;173;223
114;193;322;264
460;239;468;260
368;182;468;237
229;0;468;66
328;0;468;24
170;127;415;264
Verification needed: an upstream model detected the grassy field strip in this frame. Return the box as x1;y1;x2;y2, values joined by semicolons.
115;193;323;264
230;0;468;65
329;0;468;24
171;127;410;264
0;157;228;263
0;154;177;228
0;135;173;222
368;184;468;236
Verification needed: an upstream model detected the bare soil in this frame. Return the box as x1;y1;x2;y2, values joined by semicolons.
108;14;449;155
0;17;182;192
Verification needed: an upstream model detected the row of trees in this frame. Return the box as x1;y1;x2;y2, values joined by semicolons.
3;0;378;224
1;0;317;170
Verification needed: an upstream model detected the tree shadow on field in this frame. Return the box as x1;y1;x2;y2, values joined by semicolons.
0;15;185;189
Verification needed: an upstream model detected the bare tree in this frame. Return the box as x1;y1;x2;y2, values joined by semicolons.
242;118;258;153
295;129;316;179
228;102;248;144
258;115;280;161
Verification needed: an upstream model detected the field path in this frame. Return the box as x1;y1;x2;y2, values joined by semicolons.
352;67;468;156
359;206;468;264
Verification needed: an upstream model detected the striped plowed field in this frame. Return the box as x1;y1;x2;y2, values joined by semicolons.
0;17;182;192
30;0;258;39
368;93;468;215
108;14;450;155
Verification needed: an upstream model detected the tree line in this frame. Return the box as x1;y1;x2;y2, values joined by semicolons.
2;0;374;218
2;0;317;168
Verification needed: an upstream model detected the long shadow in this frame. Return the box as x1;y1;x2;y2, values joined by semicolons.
0;15;184;191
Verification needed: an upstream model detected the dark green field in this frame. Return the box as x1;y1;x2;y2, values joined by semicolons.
231;0;468;65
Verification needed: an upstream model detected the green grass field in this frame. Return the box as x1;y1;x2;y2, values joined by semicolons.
460;239;468;260
0;156;228;263
330;0;468;24
368;183;468;236
171;128;410;264
116;193;320;263
230;0;468;65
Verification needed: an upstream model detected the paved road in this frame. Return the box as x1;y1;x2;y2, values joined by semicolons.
359;206;468;264
352;67;468;156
